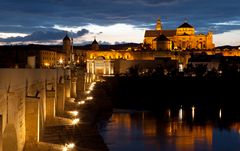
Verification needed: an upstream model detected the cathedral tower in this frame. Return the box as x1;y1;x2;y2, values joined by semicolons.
91;38;99;51
156;18;162;31
63;34;72;64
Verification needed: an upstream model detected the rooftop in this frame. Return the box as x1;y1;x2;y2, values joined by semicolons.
145;30;176;37
63;35;70;41
178;22;194;28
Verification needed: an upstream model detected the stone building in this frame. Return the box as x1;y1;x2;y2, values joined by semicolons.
63;34;74;64
144;18;215;51
85;39;190;75
91;38;100;51
39;50;65;68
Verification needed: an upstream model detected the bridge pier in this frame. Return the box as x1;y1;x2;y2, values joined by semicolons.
65;80;71;99
64;70;71;99
25;97;40;143
46;91;56;120
0;115;2;151
56;83;65;116
76;70;86;100
71;77;77;98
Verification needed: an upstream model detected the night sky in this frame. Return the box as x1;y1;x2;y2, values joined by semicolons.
0;0;240;46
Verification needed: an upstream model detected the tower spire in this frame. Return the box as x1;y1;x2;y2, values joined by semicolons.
156;17;162;30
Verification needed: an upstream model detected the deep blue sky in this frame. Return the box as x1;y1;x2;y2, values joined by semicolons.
0;0;240;46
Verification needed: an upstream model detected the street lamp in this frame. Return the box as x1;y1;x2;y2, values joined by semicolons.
72;118;80;125
59;58;63;64
69;111;78;117
63;143;75;151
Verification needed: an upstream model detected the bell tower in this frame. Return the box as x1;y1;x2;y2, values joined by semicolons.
63;33;71;64
91;37;99;51
156;17;162;31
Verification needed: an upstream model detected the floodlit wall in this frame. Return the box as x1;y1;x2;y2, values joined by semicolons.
0;68;65;151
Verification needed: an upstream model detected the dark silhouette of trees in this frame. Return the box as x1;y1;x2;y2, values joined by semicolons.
128;65;139;77
194;64;207;77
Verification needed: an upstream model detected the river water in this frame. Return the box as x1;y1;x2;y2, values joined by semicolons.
99;109;240;151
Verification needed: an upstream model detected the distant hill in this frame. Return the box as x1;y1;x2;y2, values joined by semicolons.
0;43;142;51
0;44;62;52
75;43;141;50
215;45;240;50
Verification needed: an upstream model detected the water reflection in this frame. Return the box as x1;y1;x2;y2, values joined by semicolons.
179;106;183;121
100;109;240;151
231;123;240;135
192;106;195;120
168;109;171;119
219;108;222;119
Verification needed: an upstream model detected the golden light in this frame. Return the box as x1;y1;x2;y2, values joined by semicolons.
44;62;50;67
88;82;96;91
179;105;183;120
69;111;78;117
59;58;63;64
72;118;80;125
63;143;75;151
192;106;195;120
85;90;91;94
78;100;85;105
67;143;75;149
86;96;93;100
62;146;68;151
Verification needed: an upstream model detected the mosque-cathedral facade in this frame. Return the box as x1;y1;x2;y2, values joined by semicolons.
144;18;215;51
59;18;217;75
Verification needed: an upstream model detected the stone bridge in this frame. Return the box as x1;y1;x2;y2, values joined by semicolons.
0;68;94;151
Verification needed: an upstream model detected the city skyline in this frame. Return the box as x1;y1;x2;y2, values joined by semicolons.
0;0;240;46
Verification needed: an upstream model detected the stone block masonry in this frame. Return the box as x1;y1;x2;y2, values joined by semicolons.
0;68;68;151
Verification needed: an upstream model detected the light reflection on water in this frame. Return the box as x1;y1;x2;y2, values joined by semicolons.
100;109;240;151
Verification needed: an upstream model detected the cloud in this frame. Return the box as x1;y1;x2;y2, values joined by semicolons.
0;0;240;45
0;29;89;43
57;23;145;45
76;29;89;36
212;21;240;26
0;32;28;39
214;29;240;46
99;41;112;45
113;0;179;6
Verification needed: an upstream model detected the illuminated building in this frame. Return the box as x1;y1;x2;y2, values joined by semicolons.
39;50;66;68
144;18;215;50
85;39;190;75
87;56;114;75
40;50;56;68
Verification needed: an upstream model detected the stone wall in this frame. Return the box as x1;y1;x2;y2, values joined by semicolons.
0;68;65;151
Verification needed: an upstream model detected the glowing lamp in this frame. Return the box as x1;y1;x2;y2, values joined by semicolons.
72;118;80;125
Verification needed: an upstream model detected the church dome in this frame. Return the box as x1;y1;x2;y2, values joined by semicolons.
178;22;194;28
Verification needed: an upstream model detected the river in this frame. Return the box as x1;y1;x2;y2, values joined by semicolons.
99;109;240;151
